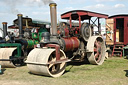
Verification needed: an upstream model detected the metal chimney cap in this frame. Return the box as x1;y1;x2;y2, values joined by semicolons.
2;22;7;24
17;14;23;16
49;3;57;7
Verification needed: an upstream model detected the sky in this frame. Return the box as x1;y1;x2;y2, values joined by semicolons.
0;0;128;28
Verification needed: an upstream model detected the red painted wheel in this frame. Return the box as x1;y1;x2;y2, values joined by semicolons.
87;36;106;65
94;40;102;63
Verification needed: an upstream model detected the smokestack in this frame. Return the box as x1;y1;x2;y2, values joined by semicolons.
17;14;23;38
49;3;57;36
2;22;8;38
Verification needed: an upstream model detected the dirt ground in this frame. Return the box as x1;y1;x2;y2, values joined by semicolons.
0;57;128;85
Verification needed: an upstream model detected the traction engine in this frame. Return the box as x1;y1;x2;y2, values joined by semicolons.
26;3;108;77
0;15;48;68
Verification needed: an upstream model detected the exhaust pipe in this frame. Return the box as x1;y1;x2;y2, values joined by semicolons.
2;22;7;38
17;14;23;38
49;3;57;36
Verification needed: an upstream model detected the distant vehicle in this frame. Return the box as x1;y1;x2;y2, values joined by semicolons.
0;15;51;68
106;14;128;57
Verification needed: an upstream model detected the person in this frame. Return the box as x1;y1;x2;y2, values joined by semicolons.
102;33;106;46
102;33;106;41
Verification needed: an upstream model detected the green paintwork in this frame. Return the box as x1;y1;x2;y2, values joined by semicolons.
31;20;50;41
27;40;35;48
106;31;111;34
1;20;50;58
0;43;22;57
31;28;48;41
32;33;38;39
27;40;40;48
38;28;48;41
34;40;39;44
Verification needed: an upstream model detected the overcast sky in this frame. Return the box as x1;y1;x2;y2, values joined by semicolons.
0;0;128;28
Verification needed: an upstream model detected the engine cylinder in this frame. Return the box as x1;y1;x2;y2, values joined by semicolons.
41;32;50;43
62;37;80;52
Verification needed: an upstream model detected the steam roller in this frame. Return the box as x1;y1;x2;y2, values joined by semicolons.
0;13;48;67
0;22;23;68
25;3;107;77
0;16;26;68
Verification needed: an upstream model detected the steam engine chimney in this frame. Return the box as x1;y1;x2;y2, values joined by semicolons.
49;3;57;36
2;22;7;38
17;14;23;38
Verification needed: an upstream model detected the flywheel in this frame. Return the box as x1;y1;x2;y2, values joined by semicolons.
81;23;92;42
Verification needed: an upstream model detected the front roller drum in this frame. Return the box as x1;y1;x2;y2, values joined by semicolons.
26;48;66;77
87;36;106;65
0;48;17;68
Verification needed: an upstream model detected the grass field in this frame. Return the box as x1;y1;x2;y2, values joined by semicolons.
0;57;128;85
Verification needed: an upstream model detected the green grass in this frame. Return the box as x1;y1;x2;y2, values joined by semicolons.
0;57;128;85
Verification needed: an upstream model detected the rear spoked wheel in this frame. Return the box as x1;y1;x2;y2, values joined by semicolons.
87;36;106;65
